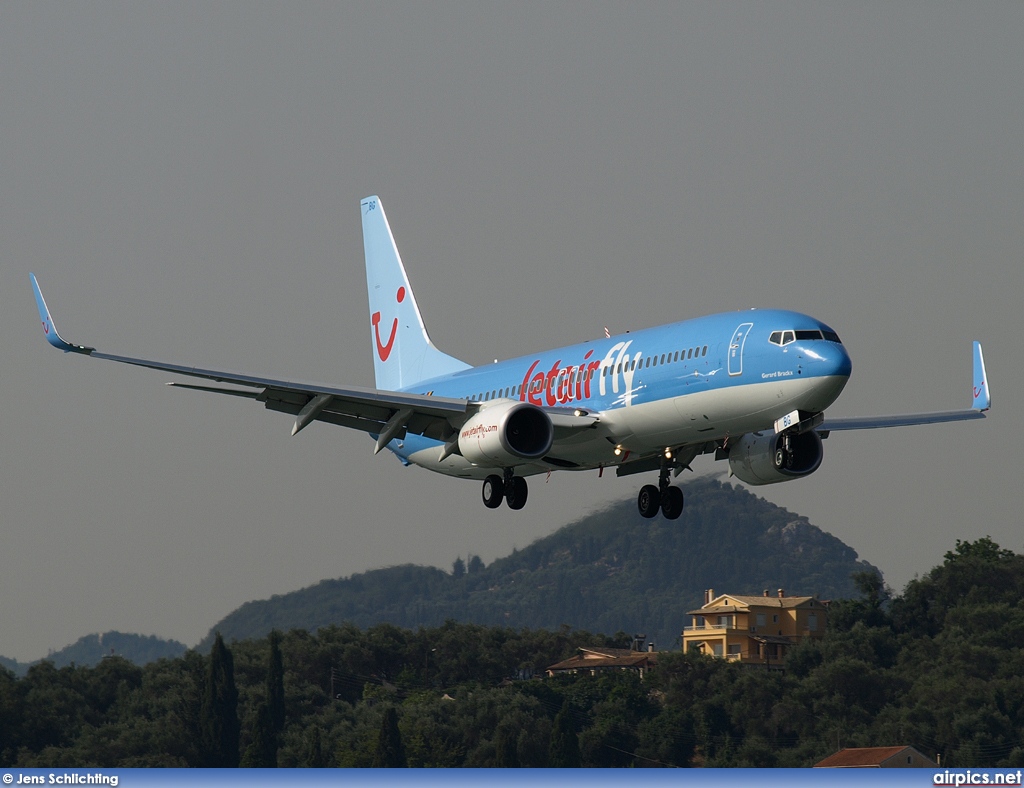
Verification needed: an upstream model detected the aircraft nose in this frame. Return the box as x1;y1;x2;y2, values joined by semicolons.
828;344;853;378
801;341;852;379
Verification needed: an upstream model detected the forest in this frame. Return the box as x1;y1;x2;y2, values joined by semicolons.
2;536;1023;768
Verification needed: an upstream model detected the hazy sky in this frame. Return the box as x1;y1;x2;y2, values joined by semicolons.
2;3;1021;663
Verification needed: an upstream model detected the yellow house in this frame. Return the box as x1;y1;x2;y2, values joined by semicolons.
682;588;827;666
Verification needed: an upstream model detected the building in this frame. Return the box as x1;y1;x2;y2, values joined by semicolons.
814;746;937;768
546;645;657;679
681;588;827;666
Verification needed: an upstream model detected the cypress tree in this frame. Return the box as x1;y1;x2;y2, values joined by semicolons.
303;725;329;768
371;706;406;767
266;630;285;736
494;725;520;767
240;702;277;767
200;632;240;767
549;703;581;767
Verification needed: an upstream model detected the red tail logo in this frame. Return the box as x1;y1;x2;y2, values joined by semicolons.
372;286;406;362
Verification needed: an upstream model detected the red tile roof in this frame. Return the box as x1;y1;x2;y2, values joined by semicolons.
814;746;927;768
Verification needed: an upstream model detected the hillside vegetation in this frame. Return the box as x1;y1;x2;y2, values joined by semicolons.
202;478;876;649
1;634;187;679
2;537;1024;767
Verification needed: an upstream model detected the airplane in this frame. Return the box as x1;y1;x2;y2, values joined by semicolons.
31;195;991;520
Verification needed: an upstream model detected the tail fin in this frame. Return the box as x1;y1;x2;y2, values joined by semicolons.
361;196;471;390
972;340;990;411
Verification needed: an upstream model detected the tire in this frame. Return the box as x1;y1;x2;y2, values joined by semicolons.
661;485;684;520
506;476;528;510
637;485;661;519
774;448;787;469
482;475;504;509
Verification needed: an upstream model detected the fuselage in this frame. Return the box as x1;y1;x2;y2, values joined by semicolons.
388;308;852;479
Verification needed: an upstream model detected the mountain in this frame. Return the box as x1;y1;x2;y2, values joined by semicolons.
200;477;879;650
0;632;187;677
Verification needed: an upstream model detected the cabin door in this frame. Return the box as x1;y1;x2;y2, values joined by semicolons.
728;322;753;376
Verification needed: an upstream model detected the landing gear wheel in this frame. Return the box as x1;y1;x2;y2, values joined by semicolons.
506;476;528;510
638;485;661;519
482;475;504;509
661;485;684;520
774;448;788;470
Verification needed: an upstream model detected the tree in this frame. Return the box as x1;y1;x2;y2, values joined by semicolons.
302;725;329;768
200;633;239;767
548;703;580;767
240;703;277;767
493;724;520;767
829;570;891;631
266;631;285;737
372;706;406;767
452;557;466;578
467;555;485;574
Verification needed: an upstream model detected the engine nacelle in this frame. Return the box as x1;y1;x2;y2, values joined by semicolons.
728;430;824;486
458;401;554;467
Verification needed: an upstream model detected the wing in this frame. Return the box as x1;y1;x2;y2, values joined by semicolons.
31;274;475;449
819;341;990;432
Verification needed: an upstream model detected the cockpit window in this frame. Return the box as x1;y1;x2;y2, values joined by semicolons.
771;328;842;345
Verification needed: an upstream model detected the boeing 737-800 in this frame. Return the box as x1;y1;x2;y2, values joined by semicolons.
31;196;990;519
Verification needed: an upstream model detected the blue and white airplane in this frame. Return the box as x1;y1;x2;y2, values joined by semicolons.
31;196;990;519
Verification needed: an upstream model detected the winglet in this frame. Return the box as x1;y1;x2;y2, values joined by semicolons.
972;340;990;411
30;274;95;354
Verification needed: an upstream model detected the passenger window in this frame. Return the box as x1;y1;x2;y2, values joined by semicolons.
702;345;708;356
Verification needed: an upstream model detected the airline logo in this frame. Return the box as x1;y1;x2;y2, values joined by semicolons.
519;340;642;407
371;286;405;362
461;423;498;440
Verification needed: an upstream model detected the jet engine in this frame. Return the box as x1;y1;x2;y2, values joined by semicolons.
728;430;823;485
458;401;553;467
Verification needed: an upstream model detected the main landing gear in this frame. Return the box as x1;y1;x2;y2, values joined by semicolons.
482;469;528;511
637;462;684;520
